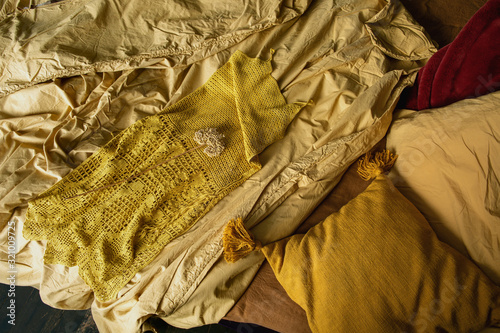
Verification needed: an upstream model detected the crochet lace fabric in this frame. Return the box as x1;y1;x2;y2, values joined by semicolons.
23;51;304;302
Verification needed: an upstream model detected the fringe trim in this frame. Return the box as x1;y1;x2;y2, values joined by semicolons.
222;217;261;263
357;149;398;181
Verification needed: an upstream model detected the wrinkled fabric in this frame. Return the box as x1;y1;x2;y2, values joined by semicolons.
387;90;500;285
0;0;436;331
0;0;53;19
22;51;305;302
0;0;309;97
398;0;487;48
223;158;373;332
262;174;500;333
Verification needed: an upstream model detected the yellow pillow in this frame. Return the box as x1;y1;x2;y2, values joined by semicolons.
262;175;500;333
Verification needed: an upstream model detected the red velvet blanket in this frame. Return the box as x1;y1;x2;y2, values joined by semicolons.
404;0;500;110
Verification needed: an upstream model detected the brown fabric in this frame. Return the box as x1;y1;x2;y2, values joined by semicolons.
1;0;436;330
223;0;492;329
295;153;377;234
399;0;488;47
262;174;500;333
224;261;311;333
223;149;378;332
1;0;438;329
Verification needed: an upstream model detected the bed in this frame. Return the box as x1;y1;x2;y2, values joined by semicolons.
223;0;500;332
0;0;498;332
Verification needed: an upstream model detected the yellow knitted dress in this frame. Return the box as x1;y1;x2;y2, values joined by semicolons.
23;51;305;302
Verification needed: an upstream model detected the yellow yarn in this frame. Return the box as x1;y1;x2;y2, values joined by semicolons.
223;217;262;263
23;51;306;302
357;149;398;181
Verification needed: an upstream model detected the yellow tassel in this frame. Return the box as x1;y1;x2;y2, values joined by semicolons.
222;217;262;263
357;149;398;181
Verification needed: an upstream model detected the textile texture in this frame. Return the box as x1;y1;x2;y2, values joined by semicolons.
388;90;500;285
22;51;304;302
398;0;487;47
0;0;437;330
262;175;500;333
403;0;500;110
223;2;500;332
222;156;374;332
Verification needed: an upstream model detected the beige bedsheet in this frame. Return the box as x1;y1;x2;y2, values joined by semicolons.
387;90;500;286
0;0;436;331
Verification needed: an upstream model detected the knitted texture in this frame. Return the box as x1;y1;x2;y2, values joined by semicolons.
23;50;304;302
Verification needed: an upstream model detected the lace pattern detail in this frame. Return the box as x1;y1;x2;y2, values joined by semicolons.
23;51;305;301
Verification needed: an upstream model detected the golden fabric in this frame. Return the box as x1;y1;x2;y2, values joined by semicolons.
262;175;500;332
0;0;439;330
22;51;304;302
387;90;500;285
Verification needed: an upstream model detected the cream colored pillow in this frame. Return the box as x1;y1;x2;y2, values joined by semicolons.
262;175;500;333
